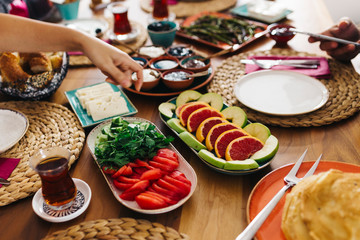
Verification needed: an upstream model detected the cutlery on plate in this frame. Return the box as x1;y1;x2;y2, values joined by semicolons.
250;58;319;69
235;149;322;240
0;178;10;186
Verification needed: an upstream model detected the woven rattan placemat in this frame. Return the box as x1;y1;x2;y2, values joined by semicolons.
140;0;237;18
207;48;360;127
69;22;147;67
0;101;85;206
43;218;189;240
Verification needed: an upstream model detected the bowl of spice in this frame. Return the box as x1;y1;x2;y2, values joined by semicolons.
132;68;161;91
166;45;194;59
137;45;166;59
161;69;194;91
132;57;148;67
180;55;210;72
149;55;179;72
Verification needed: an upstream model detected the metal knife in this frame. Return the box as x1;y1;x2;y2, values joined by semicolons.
240;59;320;65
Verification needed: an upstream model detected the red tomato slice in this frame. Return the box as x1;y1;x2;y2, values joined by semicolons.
152;156;179;170
135;159;151;168
140;168;163;181
133;167;149;175
141;191;178;205
117;176;141;184
122;165;133;176
102;166;117;175
135;193;168;209
120;180;150;201
169;170;192;185
113;179;133;191
163;175;191;195
111;165;127;179
157;149;178;162
149;161;174;172
157;179;187;197
151;182;183;201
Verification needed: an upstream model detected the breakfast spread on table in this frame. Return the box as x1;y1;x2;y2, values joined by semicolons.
2;1;360;240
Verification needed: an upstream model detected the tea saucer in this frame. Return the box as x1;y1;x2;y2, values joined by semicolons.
109;24;140;43
32;178;91;223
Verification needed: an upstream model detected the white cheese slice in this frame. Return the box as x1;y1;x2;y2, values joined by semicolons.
75;83;113;98
88;96;129;121
84;92;119;115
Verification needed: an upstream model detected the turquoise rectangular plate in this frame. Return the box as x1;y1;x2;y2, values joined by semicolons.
65;82;138;128
231;4;293;24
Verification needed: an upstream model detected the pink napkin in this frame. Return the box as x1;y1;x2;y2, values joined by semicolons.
0;158;21;188
245;56;331;79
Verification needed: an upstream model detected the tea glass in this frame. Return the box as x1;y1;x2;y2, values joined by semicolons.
152;0;169;21
29;147;76;210
107;2;132;35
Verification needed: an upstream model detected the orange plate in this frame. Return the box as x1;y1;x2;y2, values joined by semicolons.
176;11;268;50
123;66;214;97
247;161;360;240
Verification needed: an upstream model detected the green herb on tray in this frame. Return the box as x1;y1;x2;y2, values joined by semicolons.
181;15;264;46
94;117;174;168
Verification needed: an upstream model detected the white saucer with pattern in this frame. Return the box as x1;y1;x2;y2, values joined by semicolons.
32;178;91;223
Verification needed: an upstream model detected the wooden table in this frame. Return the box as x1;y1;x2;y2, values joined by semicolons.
2;0;360;239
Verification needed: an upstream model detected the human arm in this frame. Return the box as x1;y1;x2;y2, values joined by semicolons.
308;18;360;62
0;13;143;90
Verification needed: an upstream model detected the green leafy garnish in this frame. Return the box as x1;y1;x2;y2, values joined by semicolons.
94;117;174;168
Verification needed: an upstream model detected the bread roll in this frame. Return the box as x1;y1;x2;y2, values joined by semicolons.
20;52;53;73
0;52;30;83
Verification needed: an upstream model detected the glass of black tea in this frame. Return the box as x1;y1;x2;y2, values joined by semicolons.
107;2;132;35
29;147;76;210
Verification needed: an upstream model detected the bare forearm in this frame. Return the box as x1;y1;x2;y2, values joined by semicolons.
0;13;87;53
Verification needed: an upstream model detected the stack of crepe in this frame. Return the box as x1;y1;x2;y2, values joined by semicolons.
282;169;360;240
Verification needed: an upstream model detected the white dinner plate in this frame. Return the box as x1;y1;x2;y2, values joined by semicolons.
0;108;29;153
32;178;91;223
61;18;109;37
234;70;329;116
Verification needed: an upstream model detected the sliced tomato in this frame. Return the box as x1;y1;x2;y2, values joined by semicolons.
151;182;183;201
120;180;150;201
157;178;187;197
157;149;178;162
133;166;149;175
140;168;163;181
163;175;191;195
169;170;191;185
152;156;179;170
113;179;133;191
111;165;127;179
141;191;177;205
102;166;117;175
135;193;168;209
149;161;174;172
135;159;151;168
117;175;141;184
122;165;133;176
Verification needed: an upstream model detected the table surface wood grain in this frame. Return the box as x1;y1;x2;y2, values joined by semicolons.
2;0;360;239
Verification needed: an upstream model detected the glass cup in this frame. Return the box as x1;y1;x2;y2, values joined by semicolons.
152;0;169;20
29;147;76;210
107;2;132;35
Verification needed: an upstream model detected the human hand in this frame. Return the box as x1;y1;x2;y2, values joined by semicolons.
81;36;143;90
308;18;360;61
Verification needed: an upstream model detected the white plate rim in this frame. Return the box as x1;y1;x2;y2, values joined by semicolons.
86;117;198;214
61;18;109;37
0;108;29;153
32;178;92;223
233;70;329;116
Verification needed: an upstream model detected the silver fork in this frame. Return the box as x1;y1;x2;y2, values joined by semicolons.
235;149;322;240
252;58;319;69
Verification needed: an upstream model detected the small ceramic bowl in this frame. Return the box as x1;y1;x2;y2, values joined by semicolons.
137;45;166;59
149;55;179;71
166;45;194;59
132;68;161;91
132;57;148;67
147;21;178;48
161;69;194;91
180;55;211;72
267;23;295;44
